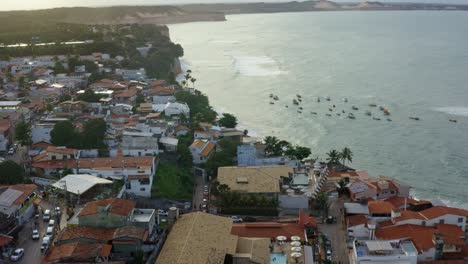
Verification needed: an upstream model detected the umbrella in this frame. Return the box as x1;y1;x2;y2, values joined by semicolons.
291;236;301;241
291;247;302;252
290;252;302;258
276;236;287;241
290;241;301;247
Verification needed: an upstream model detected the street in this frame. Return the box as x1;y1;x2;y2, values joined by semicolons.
192;173;205;211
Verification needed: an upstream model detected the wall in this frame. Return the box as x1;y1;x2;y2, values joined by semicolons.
0;133;9;152
347;224;369;239
127;179;151;197
32;124;53;143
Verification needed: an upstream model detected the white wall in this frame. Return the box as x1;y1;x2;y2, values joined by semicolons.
0;134;9;151
347;224;369;239
32;124;53;143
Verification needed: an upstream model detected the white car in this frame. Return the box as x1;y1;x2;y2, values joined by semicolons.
32;229;40;240
231;216;243;223
158;209;168;216
10;248;24;261
41;236;51;252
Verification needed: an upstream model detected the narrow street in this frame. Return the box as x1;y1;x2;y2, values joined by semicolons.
192;172;204;211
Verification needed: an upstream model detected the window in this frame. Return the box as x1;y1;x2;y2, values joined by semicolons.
458;217;463;223
126;182;131;189
422;221;426;226
439;219;445;224
51;156;56;160
140;188;146;191
390;190;395;194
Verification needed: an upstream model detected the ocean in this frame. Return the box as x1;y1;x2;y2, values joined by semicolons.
169;11;468;208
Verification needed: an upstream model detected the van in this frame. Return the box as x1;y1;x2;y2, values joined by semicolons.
48;219;55;228
46;226;54;238
43;210;51;221
41;236;50;252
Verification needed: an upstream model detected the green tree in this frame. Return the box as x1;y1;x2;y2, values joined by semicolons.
0;160;25;184
53;61;67;74
81;119;107;149
219;113;238;128
177;135;193;168
6;72;14;83
50;121;79;147
315;192;330;218
175;90;217;124
15;121;32;146
77;89;102;103
340;147;353;166
58;94;72;102
18;76;25;89
285;145;311;160
264;136;280;157
326;149;340;166
205;138;238;177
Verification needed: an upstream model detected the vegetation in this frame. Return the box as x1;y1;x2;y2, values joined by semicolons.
152;161;193;200
219;113;238;128
0;160;25;185
315;192;330;218
76;89;103;102
15;121;32;146
326;147;353;167
204;138;238;177
50;121;79;148
175;90;217;125
50;120;107;149
177;135;194;168
263;136;311;160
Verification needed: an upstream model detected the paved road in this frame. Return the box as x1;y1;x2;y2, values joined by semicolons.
318;196;349;264
192;173;205;211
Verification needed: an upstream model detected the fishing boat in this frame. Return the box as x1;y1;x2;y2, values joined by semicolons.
348;113;356;119
369;103;377;107
336;113;341;116
342;110;345;113
343;98;348;103
329;108;333;112
293;99;299;105
409;117;420;121
270;102;274;105
326;114;332;117
296;94;302;98
365;111;372;116
299;107;303;110
269;94;274;98
379;106;385;111
298;98;302;102
297;111;302;114
285;105;288;108
317;97;321;103
373;117;381;121
387;118;392;122
352;106;359;110
449;119;457;123
383;109;390;115
273;95;279;100
325;96;331;101
311;112;317;115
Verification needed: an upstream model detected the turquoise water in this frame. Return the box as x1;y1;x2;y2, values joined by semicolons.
170;11;468;208
270;253;286;264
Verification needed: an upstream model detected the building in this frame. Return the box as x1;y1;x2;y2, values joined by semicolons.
0;119;11;152
347;214;370;239
31;118;69;143
351;239;418;264
237;143;299;167
159;136;178;153
190;139;216;164
163;101;190;117
120;131;159;156
32;146;79;163
174;125;190;136
348;176;411;202
78;198;136;228
50;174;113;199
44;242;112;263
32;156;156;197
129;208;156;234
115;68;147;81
149;86;175;104
217;166;294;195
114;88;138;106
0;184;38;225
0;101;21;112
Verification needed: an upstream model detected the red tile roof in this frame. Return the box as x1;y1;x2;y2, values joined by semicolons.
0;234;13;247
435;224;465;246
347;215;368;227
79;198;136;217
59;225;147;242
368;200;395;214
231;222;305;240
115;87;138;98
420;206;468;219
393;210;428;222
385;196;431;208
45;242;111;262
9;184;38;205
200;142;216;157
149;86;174;96
46;146;79;155
32;156;154;170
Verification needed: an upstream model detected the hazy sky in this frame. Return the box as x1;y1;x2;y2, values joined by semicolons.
1;0;467;11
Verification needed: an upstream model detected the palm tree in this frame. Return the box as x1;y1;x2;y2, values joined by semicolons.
326;149;340;166
340;147;353;166
190;77;197;89
264;136;279;157
315;192;330;218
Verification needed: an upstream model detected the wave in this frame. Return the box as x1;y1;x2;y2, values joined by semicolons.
433;106;468;117
225;52;287;77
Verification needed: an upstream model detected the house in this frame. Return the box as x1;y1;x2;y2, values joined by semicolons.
346;214;370;239
193;130;218;141
149;86;175;104
31;118;69;143
32;146;79;163
217;166;294;195
78;198;136;228
174;125;190;136
0;101;21;112
159;136;178;153
190;139;216;164
119;131;159;156
164;101;189;117
58;101;88;114
351;239;418;264
44;242;112;263
50;174;113;199
237;143;299;167
368;200;395;222
129;208;156;234
0;119;11;152
114;88;138;106
32;156;156;197
348;176;411;202
138;103;153;113
115;68;147;81
0;184;38;225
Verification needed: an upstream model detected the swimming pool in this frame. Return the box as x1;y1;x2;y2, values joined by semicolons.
270;253;286;264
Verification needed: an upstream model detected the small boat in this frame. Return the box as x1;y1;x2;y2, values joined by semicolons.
296;94;302;98
352;106;359;110
311;112;317;115
379;106;385;111
373;117;381;121
326;114;332;117
387;118;392;122
336;113;341;116
449;119;457;123
298;98;302;102
293;99;299;105
348;113;355;119
365;111;372;116
409;117;420;121
299;107;303;110
285;105;288;108
329;108;333;112
297;111;302;114
325;96;331;101
333;104;336;108
273;95;279;100
317;97;321;103
342;110;345;113
369;103;377;107
269;93;274;98
270;102;274;105
343;98;348;103
383;109;390;115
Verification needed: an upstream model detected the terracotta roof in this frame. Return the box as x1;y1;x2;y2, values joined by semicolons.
393;210;428;222
175;125;189;132
9;184;38;205
115;87;138;98
148;80;166;87
200;142;216;157
231;222;305;240
112;225;148;241
435;224;465;246
79;198;136;217
385;196;431;208
32;152;48;162
31;141;54;150
190;139;206;149
32;156;154;170
149;86;174;96
45;242;111;262
347;214;368;227
378;220;394;227
59;225;147;242
46;146;79;155
420;206;468;219
368;200;395;215
0;234;13;247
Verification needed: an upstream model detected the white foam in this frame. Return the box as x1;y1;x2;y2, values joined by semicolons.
225;52;286;77
433;106;468;117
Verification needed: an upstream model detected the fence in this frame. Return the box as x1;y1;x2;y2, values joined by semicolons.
30;177;56;186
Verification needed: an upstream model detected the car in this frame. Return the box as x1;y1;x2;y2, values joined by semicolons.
10;248;24;261
43;209;51;221
201;204;207;209
46;226;54;238
202;198;208;203
7;148;15;155
231;216;243;223
48;219;55;228
41;236;51;252
54;206;61;216
157;209;168;216
32;229;40;240
243;216;257;222
13;143;18;149
325;240;331;247
326;216;337;224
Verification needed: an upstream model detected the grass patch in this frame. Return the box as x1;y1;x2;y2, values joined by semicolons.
152;161;193;200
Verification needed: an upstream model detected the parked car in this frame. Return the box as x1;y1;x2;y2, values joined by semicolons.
46;226;54;239
10;248;24;261
41;237;51;252
231;216;243;223
48;219;55;228
326;216;337;224
157;209;168;216
31;229;40;240
326;249;332;260
7;148;15;155
54;207;61;216
243;216;257;222
43;210;51;221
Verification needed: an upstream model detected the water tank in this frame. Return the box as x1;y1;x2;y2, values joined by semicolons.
168;207;179;225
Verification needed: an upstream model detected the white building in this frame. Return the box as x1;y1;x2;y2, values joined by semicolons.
190;139;216;164
164;102;190;117
120;131;159;156
351;239;418;264
237;144;299;167
0;184;38;225
31;118;69;143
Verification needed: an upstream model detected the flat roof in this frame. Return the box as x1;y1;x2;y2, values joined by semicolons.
0;101;21;107
217;166;293;193
0;189;23;207
156;212;237;264
344;203;369;215
51;174;112;195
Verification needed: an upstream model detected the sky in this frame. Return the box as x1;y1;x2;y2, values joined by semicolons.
1;0;467;11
